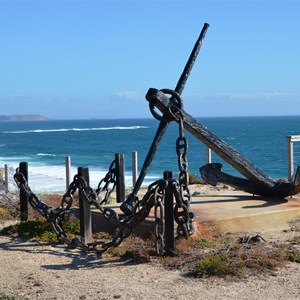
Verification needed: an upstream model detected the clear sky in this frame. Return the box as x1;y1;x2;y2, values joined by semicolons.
0;0;299;119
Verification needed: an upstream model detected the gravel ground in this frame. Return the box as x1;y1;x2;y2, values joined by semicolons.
0;226;299;300
0;185;299;300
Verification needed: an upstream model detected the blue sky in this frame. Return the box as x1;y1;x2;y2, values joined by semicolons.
0;0;299;119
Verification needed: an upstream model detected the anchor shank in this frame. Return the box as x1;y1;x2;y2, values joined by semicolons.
175;23;209;95
131;23;210;193
120;24;210;214
131;121;169;196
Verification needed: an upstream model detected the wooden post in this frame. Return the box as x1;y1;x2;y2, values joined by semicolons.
287;135;300;180
65;156;71;189
4;164;9;194
132;151;138;187
19;162;28;221
164;171;175;256
206;146;212;164
78;167;92;244
287;136;293;180
115;153;125;203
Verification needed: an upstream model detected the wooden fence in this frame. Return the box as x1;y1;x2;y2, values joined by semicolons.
2;136;300;194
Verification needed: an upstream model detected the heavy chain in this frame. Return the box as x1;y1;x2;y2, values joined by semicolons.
173;110;195;238
14;168;80;244
95;159;117;205
153;180;167;255
14;167;168;254
88;179;167;253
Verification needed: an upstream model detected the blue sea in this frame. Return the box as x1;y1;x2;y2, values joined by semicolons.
1;116;300;192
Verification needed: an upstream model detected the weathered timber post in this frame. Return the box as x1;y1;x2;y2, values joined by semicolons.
132;151;138;187
0;167;3;190
65;156;71;190
19;162;28;221
4;164;9;194
115;153;125;203
78;167;92;244
206;146;212;165
287;136;294;180
287;135;300;180
164;171;175;256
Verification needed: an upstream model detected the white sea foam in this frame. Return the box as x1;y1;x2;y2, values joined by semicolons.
0;156;32;164
1;162;158;193
3;126;148;134
36;153;56;157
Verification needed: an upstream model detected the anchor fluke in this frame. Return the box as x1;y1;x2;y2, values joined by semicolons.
200;163;300;198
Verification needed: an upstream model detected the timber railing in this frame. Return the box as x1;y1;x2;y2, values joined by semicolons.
2;136;300;194
1;152;136;194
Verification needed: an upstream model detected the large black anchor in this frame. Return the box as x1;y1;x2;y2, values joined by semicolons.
121;22;300;216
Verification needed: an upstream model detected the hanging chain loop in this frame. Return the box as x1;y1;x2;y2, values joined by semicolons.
173;109;195;238
95;159;117;204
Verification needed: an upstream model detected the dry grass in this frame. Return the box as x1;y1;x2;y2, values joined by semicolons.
105;231;300;278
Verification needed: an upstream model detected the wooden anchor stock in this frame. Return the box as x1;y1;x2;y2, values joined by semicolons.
145;88;300;198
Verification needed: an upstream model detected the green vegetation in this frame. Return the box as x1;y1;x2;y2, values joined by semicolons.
288;250;300;263
0;207;10;220
286;236;300;263
0;218;80;243
0;292;21;300
193;252;245;277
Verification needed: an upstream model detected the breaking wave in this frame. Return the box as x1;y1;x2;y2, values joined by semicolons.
3;126;148;134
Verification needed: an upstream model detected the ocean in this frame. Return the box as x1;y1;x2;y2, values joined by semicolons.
1;116;300;193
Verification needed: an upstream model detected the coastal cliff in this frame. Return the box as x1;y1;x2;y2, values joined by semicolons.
0;114;48;122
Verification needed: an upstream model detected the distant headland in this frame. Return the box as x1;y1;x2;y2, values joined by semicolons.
0;114;48;122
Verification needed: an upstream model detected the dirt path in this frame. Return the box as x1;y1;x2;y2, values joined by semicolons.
0;231;299;300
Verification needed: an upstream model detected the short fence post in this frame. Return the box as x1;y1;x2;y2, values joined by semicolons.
164;171;175;256
78;167;92;244
65;156;71;189
4;164;9;194
19;162;28;221
132;151;138;187
115;153;125;203
206;146;212;164
287;136;294;180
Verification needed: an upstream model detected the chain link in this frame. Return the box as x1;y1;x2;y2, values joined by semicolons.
173;107;195;238
95;159;117;205
153;181;167;255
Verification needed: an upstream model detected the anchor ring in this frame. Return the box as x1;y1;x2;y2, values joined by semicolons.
149;88;183;122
